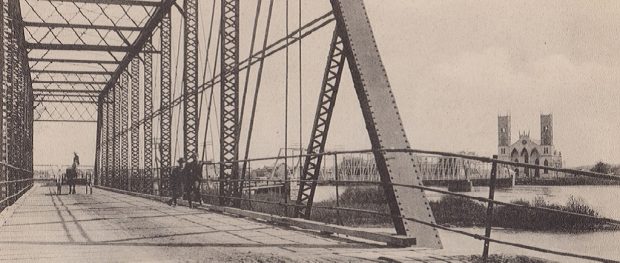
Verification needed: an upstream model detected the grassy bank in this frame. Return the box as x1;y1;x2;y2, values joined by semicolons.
516;176;620;186
468;255;550;263
201;186;615;231
310;186;390;226
311;187;616;231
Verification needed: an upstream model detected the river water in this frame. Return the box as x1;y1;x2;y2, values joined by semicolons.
313;185;620;262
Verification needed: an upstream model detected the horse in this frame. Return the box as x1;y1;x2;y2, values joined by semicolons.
66;167;77;194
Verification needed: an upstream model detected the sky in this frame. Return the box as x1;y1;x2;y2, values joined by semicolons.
33;0;620;167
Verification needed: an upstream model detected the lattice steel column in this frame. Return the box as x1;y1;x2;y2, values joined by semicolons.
183;0;198;160
219;0;240;206
143;41;153;194
120;72;129;190
159;12;172;196
10;0;21;192
15;0;31;184
113;84;120;188
6;9;16;203
0;0;6;202
108;92;116;187
100;99;108;186
95;97;103;185
130;59;140;192
295;29;346;218
330;0;441;248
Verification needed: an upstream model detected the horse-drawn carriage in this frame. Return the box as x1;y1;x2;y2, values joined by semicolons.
56;154;92;195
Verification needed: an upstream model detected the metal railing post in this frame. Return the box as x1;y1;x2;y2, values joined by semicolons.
247;160;252;209
334;153;342;225
482;155;498;261
283;155;289;217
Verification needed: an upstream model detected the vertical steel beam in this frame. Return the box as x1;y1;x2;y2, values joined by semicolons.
13;0;30;184
95;99;103;185
120;72;129;190
100;100;108;186
16;0;31;183
330;0;442;248
295;29;346;218
107;93;115;187
113;83;120;188
6;5;15;202
219;0;240;206
183;0;199;160
0;0;5;202
159;12;172;196
143;40;153;194
130;58;140;192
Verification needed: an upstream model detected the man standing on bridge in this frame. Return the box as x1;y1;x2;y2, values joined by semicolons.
167;157;185;207
183;153;202;208
73;152;80;168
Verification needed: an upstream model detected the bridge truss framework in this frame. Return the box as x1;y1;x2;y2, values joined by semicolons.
0;0;442;247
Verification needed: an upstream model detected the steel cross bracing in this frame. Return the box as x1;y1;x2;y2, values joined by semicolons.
2;0;444;248
1;0;33;207
183;0;198;160
0;1;5;200
106;91;114;187
17;0;167;122
94;99;102;185
96;99;108;186
130;58;139;192
120;72;129;190
159;10;171;196
112;85;119;188
294;29;345;219
143;40;153;194
103;12;335;144
219;0;241;207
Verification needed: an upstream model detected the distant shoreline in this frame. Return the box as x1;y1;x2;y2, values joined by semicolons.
515;176;620;186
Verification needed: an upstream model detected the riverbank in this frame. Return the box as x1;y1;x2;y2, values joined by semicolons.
516;176;620;186
312;187;618;232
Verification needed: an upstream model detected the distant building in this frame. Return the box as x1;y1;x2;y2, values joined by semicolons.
497;114;562;177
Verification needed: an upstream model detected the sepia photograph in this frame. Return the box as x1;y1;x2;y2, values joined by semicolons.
0;0;618;262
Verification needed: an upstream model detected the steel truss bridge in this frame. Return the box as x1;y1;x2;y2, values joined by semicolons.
0;1;619;262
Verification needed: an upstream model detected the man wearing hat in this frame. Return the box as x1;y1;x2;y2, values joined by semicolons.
183;153;202;208
168;157;185;206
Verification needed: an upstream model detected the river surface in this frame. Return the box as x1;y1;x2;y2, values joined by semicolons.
313;185;620;262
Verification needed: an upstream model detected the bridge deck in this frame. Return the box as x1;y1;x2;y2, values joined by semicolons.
0;184;469;262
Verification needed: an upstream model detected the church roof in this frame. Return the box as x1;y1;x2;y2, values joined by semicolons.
510;137;540;147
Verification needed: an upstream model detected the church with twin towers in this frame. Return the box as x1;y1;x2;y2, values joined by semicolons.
498;114;563;177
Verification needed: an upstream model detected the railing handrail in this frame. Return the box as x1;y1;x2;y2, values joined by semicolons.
192;148;619;182
194;177;620;226
0;161;34;174
0;183;32;205
99;147;620;262
0;178;33;185
192;190;617;263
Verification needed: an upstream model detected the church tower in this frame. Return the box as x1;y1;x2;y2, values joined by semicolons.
541;114;553;146
498;116;511;157
498;115;511;146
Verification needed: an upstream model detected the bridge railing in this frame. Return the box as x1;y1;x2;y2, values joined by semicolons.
198;149;620;262
0;162;34;211
97;149;619;262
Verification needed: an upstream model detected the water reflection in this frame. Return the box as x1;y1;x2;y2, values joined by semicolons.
315;185;620;262
425;185;620;220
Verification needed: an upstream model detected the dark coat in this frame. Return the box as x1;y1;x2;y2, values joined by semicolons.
183;161;201;183
170;166;183;189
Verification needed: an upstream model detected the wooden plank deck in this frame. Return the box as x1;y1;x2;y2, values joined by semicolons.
0;183;474;262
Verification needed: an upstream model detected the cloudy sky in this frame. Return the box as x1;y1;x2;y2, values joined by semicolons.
34;0;620;167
